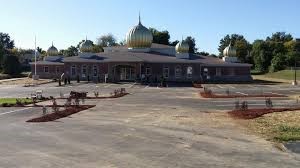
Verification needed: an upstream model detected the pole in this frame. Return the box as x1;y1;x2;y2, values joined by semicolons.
34;36;37;76
295;56;297;84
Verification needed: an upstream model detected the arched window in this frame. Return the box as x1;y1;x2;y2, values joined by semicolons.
175;66;182;78
187;66;193;78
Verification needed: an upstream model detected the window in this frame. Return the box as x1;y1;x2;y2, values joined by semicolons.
175;66;182;78
71;65;76;76
56;66;60;74
163;67;169;78
93;65;98;77
44;66;49;73
187;66;193;78
216;68;221;76
229;68;235;76
145;67;151;75
82;65;87;78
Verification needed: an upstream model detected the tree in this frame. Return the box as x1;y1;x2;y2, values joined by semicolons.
270;53;286;72
266;32;293;43
149;28;170;45
0;33;15;67
2;55;21;75
218;34;251;63
197;51;210;56
0;33;14;49
97;34;117;47
91;45;104;53
170;40;179;46
184;36;197;53
251;40;272;72
63;46;78;57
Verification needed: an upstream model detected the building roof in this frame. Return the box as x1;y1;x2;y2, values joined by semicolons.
63;51;251;67
30;61;64;66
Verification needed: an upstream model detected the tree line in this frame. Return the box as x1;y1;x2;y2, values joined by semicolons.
218;32;300;72
1;30;300;75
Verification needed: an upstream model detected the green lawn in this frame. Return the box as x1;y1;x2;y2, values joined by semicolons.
0;98;33;105
262;70;300;80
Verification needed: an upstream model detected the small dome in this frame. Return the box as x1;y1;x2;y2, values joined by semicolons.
80;39;94;52
223;43;237;57
126;15;153;49
47;43;58;56
175;40;189;53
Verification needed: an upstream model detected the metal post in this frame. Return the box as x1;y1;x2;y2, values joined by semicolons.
34;36;37;76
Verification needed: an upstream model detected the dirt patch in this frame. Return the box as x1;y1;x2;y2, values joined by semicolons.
200;92;286;98
235;111;300;142
26;105;95;122
228;108;300;119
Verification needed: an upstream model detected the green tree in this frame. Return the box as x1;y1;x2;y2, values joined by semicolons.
218;34;251;63
0;33;15;68
149;28;170;45
2;55;21;75
91;45;104;53
270;53;286;72
184;36;197;53
63;46;78;57
97;34;117;47
266;32;293;43
251;40;273;72
197;51;210;56
170;40;179;46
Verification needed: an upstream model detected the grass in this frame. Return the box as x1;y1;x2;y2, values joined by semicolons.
245;111;300;142
0;98;33;105
254;70;300;81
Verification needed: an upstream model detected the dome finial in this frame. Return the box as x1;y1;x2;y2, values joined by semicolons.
52;41;54;46
138;11;141;25
85;35;87;41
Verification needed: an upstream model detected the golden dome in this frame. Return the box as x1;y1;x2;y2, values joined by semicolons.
80;38;94;52
47;42;58;56
223;43;237;57
175;40;189;53
126;15;153;49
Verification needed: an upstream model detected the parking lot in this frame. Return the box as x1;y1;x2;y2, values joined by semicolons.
0;81;299;167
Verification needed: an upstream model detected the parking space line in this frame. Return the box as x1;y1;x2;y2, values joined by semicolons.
264;92;284;96
129;82;137;88
216;85;225;89
235;92;248;95
104;84;113;88
0;107;33;116
227;86;235;89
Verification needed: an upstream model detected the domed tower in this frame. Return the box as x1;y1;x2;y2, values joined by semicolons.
222;42;238;62
47;42;58;56
175;40;190;59
126;14;153;52
80;38;94;53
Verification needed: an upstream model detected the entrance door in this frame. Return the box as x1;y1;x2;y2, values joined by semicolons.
120;66;135;81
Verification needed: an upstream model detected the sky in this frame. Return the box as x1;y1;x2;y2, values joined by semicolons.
1;0;300;54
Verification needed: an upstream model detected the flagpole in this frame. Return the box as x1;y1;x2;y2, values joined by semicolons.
34;36;37;76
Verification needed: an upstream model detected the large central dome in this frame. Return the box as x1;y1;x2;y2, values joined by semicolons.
126;15;153;49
